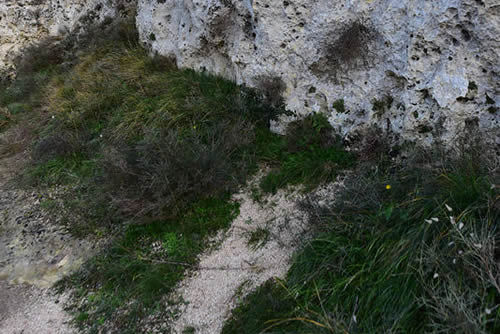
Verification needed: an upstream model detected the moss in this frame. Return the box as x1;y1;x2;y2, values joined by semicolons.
332;98;345;113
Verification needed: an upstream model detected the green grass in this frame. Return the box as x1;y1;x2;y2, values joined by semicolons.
222;279;298;334
25;154;98;185
223;144;500;333
56;197;239;333
258;113;355;193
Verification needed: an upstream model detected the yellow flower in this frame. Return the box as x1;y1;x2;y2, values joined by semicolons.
386;184;391;190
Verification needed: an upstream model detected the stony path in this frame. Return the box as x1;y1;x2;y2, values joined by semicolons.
169;188;307;334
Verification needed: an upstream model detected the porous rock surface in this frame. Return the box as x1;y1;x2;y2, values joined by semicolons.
0;0;134;73
137;0;500;144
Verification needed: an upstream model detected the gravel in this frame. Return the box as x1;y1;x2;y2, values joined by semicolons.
0;281;75;334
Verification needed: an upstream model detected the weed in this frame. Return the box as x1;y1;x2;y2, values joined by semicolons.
310;21;378;81
25;154;97;186
13;37;64;76
255;75;286;109
247;227;270;250
0;108;12;131
332;99;345;113
372;95;394;117
182;326;196;334
259;113;355;193
222;279;297;334
223;137;499;333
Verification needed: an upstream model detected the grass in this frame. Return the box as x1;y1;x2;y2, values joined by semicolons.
247;227;271;250
222;279;297;334
223;140;500;333
332;99;345;113
56;197;239;333
258;113;355;194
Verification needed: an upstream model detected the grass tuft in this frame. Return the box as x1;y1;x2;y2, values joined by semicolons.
259;113;355;193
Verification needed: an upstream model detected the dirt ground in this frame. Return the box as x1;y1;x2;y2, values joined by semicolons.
0;152;78;333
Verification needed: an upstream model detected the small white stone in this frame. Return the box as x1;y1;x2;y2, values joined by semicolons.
433;273;439;279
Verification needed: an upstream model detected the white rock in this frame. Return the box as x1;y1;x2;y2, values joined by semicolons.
0;0;135;74
136;0;500;145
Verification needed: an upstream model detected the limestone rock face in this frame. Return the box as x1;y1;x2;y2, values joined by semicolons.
137;0;499;144
0;0;134;74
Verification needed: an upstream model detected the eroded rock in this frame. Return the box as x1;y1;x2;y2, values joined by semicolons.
137;0;500;145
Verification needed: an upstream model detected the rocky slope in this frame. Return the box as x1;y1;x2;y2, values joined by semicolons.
137;0;499;145
0;0;134;74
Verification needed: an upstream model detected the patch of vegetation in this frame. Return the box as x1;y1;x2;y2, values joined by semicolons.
259;113;355;194
222;279;297;334
26;154;97;186
332;99;345;113
22;43;281;226
223;138;499;333
247;227;270;250
56;197;239;333
0;108;13;131
310;21;378;81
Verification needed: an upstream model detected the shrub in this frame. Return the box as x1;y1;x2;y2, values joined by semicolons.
332;99;345;113
255;75;287;110
105;120;256;217
310;20;378;80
